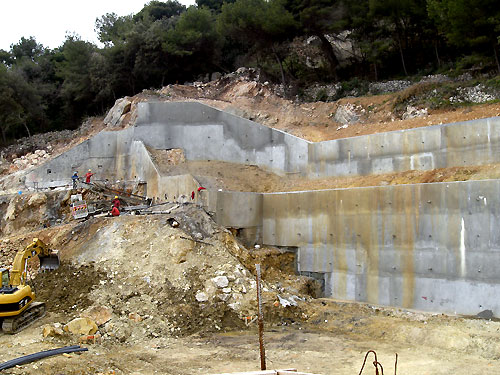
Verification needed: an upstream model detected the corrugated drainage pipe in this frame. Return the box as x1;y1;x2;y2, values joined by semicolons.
0;345;88;371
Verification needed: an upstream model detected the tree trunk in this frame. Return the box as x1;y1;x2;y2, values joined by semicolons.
398;36;408;76
316;33;339;80
434;42;441;68
0;125;6;144
271;45;286;88
493;42;500;74
18;114;31;138
373;62;378;81
23;122;31;138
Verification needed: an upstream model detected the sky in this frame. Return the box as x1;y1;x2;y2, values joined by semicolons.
0;0;196;51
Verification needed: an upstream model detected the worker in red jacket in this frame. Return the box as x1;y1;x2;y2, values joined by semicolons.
85;169;94;183
112;196;120;208
111;206;120;216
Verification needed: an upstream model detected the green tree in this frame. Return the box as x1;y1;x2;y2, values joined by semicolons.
0;65;45;142
134;0;186;22
428;0;500;72
95;13;134;47
56;36;98;124
218;0;298;85
284;0;347;79
165;6;222;77
196;0;236;13
368;0;430;76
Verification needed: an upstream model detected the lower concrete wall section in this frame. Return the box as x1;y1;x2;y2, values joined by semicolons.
261;180;500;316
204;190;263;229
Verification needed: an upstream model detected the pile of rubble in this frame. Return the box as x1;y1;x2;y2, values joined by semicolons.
402;105;429;120
449;84;497;104
11;149;52;171
34;207;314;345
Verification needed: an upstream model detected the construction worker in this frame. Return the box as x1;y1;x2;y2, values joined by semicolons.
71;171;79;189
85;169;94;184
111;205;120;217
112;196;120;208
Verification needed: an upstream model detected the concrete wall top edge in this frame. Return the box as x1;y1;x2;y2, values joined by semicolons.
318;116;500;146
262;177;500;195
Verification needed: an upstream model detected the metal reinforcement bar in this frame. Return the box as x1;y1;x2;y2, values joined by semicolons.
0;345;88;371
255;264;266;371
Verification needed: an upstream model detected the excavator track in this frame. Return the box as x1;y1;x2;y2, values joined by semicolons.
2;302;46;334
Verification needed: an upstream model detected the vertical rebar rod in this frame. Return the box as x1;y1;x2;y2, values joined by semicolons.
255;264;266;370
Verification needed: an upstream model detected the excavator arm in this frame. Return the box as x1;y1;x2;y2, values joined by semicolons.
0;238;59;333
9;238;59;287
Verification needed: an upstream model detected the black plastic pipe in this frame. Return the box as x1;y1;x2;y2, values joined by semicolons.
0;345;88;371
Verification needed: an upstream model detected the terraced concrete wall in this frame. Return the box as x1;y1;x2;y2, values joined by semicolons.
25;128;135;188
135;102;500;177
134;102;309;174
308;117;500;177
21;101;500;316
261;180;500;316
26;102;500;187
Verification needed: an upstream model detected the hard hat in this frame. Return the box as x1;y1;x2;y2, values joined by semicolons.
114;196;118;199
74;171;77;174
88;169;91;172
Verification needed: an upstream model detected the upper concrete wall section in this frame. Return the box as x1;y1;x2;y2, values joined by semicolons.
25;102;500;188
308;117;500;177
136;102;500;177
135;102;309;175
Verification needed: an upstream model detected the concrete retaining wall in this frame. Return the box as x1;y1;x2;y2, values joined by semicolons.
261;180;500;316
135;102;500;177
21;101;500;317
308;117;500;177
198;178;500;317
134;102;309;174
26;102;500;186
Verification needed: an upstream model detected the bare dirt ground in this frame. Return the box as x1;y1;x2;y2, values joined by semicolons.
1;299;500;375
147;155;500;193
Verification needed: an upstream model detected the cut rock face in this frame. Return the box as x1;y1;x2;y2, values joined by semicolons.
104;97;132;127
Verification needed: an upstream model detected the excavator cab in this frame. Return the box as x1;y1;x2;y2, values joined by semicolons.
1;269;9;288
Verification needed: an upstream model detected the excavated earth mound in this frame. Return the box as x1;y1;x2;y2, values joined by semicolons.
22;206;315;345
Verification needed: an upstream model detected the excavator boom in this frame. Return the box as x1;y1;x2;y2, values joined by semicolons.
0;238;59;333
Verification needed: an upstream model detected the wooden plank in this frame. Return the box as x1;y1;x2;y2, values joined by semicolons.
277;371;321;375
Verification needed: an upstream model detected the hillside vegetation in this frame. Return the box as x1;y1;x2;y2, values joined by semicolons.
1;0;500;143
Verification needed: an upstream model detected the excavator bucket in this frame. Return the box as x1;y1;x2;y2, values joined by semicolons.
39;254;60;271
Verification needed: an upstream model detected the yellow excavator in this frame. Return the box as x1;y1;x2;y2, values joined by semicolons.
0;238;59;334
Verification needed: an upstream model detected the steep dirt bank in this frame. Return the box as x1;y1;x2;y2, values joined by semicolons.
148;157;500;193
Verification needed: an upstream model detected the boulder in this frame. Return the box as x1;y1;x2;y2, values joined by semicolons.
212;276;229;288
81;306;112;326
195;291;209;302
42;323;64;338
64;317;98;335
104;97;132;127
334;104;360;125
27;192;47;207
